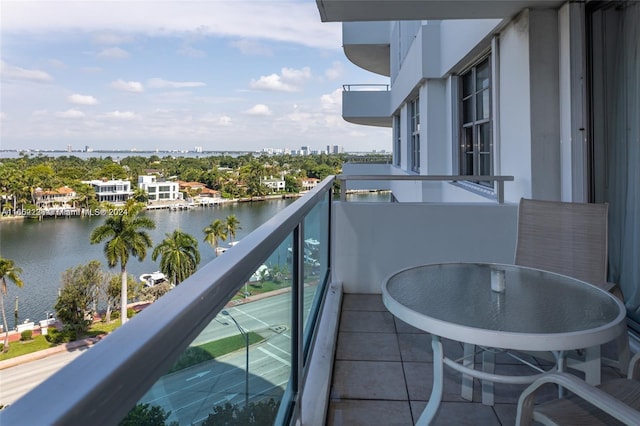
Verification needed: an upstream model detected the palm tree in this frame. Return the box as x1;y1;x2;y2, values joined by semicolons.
203;219;227;256
90;200;155;324
0;256;24;351
152;230;201;285
225;215;241;243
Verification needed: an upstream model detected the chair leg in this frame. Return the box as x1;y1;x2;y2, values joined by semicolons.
617;333;631;375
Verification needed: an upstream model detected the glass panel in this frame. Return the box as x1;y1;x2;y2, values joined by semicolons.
134;236;293;425
462;71;473;97
303;192;329;354
461;126;474;175
476;60;490;91
476;89;490;120
463;98;473;123
478;122;491;154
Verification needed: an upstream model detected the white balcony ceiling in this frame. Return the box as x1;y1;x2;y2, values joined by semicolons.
317;0;565;22
344;44;391;76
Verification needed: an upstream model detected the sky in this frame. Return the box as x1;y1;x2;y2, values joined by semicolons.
0;0;391;153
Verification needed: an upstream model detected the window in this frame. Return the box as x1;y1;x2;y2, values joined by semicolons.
394;115;401;166
410;98;420;173
459;57;492;186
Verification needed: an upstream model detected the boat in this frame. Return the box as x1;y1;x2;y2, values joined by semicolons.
139;271;169;287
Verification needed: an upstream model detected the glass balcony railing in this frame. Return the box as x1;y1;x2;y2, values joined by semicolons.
0;177;335;426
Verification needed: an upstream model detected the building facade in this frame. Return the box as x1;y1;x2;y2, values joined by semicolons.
83;179;133;204
323;0;639;324
138;176;181;202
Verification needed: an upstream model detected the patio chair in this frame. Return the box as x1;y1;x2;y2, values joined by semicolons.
513;198;629;379
516;351;640;425
464;198;630;406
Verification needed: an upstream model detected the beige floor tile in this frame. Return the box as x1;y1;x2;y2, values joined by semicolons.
336;332;401;361
339;310;396;333
410;401;502;426
342;294;386;311
331;360;408;401
328;400;413;426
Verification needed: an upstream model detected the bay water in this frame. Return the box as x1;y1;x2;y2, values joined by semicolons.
0;199;295;329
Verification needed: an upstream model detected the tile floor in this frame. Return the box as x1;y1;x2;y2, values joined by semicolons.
327;294;624;426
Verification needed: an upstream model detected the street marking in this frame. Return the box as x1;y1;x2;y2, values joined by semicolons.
186;370;211;381
267;342;290;357
258;347;291;366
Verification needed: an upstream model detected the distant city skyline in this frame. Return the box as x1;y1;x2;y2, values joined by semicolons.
0;1;391;152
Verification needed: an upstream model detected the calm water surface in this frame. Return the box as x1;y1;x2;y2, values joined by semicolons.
0;200;295;328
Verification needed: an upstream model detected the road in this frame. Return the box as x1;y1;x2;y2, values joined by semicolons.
0;285;321;423
0;346;90;405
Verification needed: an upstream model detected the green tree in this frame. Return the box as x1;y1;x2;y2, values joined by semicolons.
72;182;97;210
120;403;176;426
152;230;201;285
203;219;227;256
225;215;241;243
132;187;149;203
54;261;104;337
90;200;155;324
0;257;24;351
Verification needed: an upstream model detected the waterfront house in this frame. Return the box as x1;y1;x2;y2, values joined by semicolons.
82;179;133;205
301;177;320;192
4;1;637;425
177;180;222;205
138;176;181;203
262;174;286;193
34;186;76;210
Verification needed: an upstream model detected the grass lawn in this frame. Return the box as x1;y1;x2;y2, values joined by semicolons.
169;332;264;373
0;336;55;361
233;280;290;300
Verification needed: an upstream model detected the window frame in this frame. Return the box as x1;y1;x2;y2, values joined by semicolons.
393;114;401;167
410;97;420;173
458;55;493;188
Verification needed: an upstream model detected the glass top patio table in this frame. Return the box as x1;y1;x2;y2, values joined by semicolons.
382;263;627;425
382;262;626;352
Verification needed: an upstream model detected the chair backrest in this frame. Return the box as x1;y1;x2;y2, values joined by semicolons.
514;198;609;289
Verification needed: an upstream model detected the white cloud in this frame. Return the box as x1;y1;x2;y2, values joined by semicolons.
147;78;206;89
250;66;311;92
68;94;99;105
93;32;133;45
201;114;232;126
104;111;137;120
320;88;342;111
177;44;206;58
324;61;344;80
98;47;129;59
56;109;85;118
230;39;273;56
244;104;272;116
0;61;53;82
1;2;342;50
111;79;144;92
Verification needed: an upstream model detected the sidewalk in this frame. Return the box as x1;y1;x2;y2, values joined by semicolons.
0;334;104;370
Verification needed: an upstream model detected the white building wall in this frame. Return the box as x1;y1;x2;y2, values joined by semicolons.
386;8;570;204
499;11;533;202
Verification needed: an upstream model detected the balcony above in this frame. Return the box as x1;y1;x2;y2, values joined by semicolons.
343;22;391;77
317;0;565;22
342;84;391;128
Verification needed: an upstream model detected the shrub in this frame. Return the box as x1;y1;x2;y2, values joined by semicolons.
45;328;73;344
20;330;33;341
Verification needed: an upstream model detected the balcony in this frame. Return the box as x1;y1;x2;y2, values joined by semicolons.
342;84;392;128
343;22;392;77
0;175;632;425
316;0;566;22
